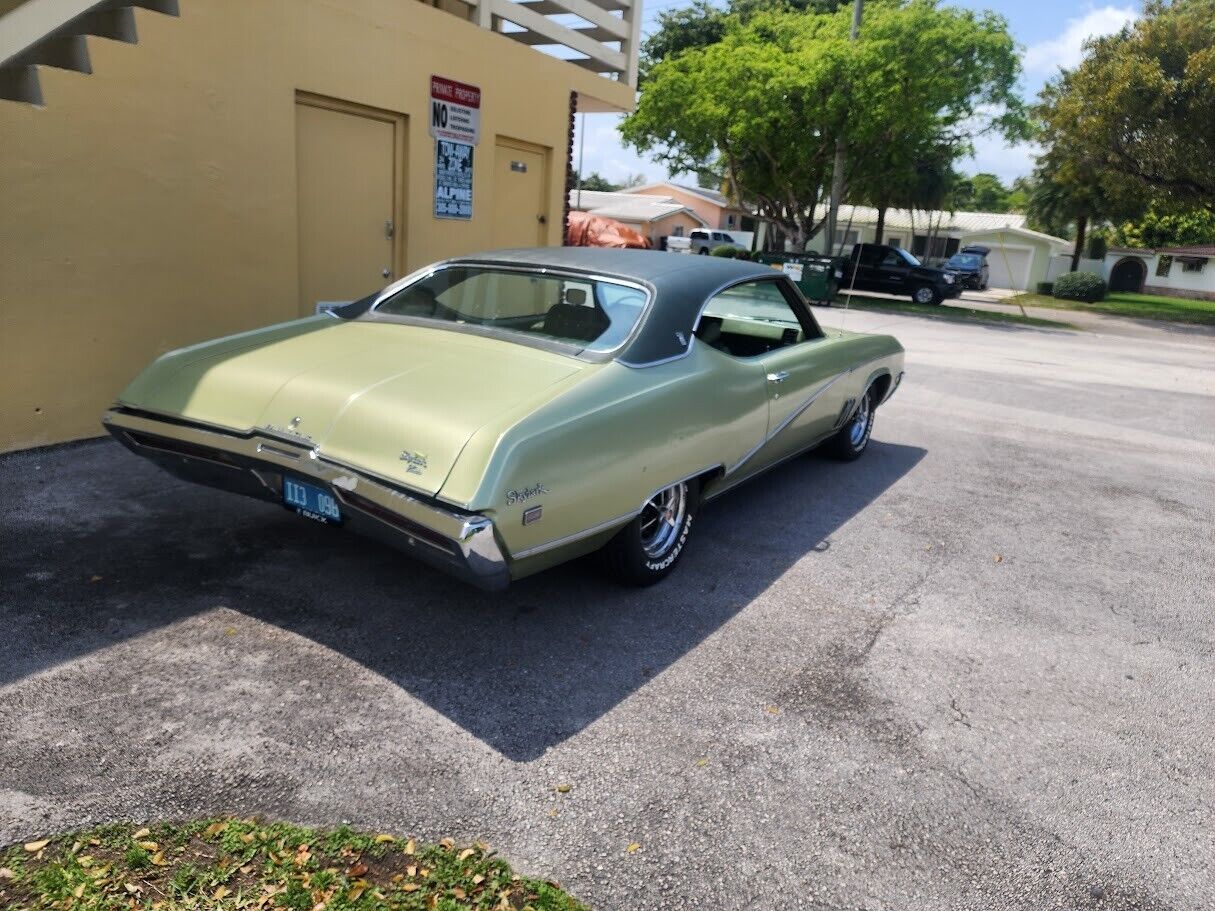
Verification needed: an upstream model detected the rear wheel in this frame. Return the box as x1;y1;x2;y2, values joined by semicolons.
600;478;699;585
912;285;941;305
827;388;875;461
698;248;709;255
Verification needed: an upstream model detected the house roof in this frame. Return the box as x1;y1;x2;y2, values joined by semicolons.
567;189;709;227
624;182;742;210
814;203;1028;234
1156;244;1215;256
1107;246;1155;255
959;224;1072;250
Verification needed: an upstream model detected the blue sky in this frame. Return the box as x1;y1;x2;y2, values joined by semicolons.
574;0;1139;187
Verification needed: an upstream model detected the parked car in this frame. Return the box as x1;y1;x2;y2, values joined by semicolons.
667;229;748;255
103;249;904;591
837;242;960;305
942;245;990;290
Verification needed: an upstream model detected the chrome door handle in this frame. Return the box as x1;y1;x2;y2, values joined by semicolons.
382;268;391;278
767;371;789;384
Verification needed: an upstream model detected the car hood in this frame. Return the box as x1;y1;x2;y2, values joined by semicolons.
118;317;588;498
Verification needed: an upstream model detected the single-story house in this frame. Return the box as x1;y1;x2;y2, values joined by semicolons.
1100;245;1215;300
812;204;1029;255
624;182;752;232
957;226;1073;291
568;189;708;247
808;205;1069;290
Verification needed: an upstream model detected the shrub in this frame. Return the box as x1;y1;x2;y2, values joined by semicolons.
1053;270;1107;303
1037;281;1054;294
710;244;743;258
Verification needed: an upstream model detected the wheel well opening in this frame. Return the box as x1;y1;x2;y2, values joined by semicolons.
696;466;726;498
869;373;891;405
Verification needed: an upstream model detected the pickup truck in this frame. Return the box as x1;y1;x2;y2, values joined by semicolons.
837;243;960;305
666;229;748;255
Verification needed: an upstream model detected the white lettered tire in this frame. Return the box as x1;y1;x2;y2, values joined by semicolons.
600;478;699;585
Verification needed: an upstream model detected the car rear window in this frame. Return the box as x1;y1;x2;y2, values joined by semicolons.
372;266;649;355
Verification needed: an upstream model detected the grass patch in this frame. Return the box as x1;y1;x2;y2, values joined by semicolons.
829;293;1075;329
1010;291;1215;326
0;819;585;910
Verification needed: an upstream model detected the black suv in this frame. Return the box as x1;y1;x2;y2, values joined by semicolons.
942;245;990;290
836;243;960;305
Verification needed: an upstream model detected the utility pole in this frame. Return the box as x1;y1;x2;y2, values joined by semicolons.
825;0;863;255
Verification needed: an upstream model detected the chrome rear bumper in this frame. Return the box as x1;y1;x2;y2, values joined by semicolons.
102;408;510;591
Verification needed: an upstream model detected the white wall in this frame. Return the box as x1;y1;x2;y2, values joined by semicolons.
1047;255;1103;282
1150;256;1215;294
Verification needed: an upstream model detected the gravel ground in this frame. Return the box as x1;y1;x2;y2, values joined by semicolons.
2;309;1212;910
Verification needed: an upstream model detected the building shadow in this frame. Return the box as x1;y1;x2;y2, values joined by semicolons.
0;436;925;761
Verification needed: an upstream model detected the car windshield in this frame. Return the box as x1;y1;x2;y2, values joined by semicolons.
372;266;649;355
947;253;982;269
894;247;921;266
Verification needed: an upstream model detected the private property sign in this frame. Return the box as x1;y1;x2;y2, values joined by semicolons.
429;75;481;145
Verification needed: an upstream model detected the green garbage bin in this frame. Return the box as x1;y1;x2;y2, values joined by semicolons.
753;252;838;304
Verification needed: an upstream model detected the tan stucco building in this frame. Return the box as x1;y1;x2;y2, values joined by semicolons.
0;0;640;452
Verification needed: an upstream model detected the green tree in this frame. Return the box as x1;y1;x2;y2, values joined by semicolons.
1026;145;1141;270
639;0;844;84
576;171;622;192
951;172;1014;212
622;2;1023;249
1005;175;1033;212
638;0;728;85
1107;203;1215;248
1036;0;1215;211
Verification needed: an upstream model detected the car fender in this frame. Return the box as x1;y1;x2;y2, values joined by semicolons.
442;346;767;560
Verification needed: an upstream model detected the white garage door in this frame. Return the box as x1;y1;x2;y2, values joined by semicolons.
986;247;1031;290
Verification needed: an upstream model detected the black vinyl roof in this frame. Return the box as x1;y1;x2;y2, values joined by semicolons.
448;248;788;365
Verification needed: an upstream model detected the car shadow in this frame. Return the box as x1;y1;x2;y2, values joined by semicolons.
0;436;925;761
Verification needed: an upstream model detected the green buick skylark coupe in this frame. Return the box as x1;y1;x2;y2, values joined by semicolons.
103;248;904;590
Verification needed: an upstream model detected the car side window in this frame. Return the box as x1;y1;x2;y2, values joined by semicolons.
880;251;903;267
695;279;823;359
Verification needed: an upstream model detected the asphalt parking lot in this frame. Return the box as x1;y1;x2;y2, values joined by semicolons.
2;309;1212;910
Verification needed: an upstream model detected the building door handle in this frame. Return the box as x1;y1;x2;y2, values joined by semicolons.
767;371;789;384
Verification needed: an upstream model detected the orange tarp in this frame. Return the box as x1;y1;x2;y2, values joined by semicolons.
565;211;651;249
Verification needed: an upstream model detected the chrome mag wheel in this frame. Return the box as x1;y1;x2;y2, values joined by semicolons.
639;481;688;559
848;393;872;447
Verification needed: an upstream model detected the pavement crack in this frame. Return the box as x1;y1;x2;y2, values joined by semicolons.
948;696;973;728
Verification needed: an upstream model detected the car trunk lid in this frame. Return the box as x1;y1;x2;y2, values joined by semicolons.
123;320;586;497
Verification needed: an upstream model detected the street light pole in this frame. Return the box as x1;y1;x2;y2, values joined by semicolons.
825;0;863;256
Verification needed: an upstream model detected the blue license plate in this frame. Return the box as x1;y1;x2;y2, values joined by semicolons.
283;477;342;524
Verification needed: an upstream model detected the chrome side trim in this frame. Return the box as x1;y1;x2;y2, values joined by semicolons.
511;464;722;560
511;512;635;560
726;370;848;477
705;428;840;503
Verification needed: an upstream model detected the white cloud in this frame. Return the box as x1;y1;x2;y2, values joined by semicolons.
960;134;1039;184
1022;5;1138;76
